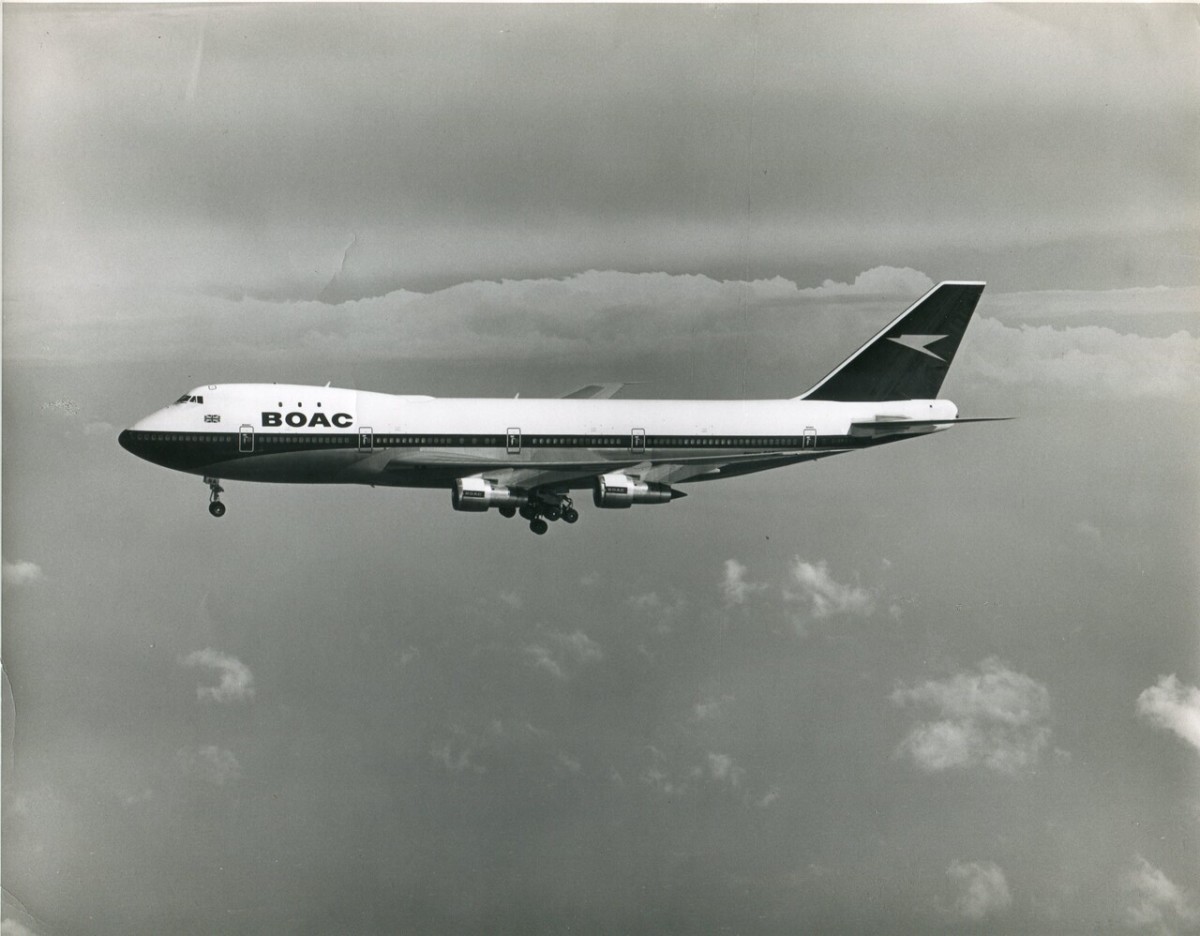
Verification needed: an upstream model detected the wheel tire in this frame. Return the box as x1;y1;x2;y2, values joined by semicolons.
519;504;539;521
530;518;549;535
544;506;562;521
499;506;517;518
562;508;579;524
209;501;226;518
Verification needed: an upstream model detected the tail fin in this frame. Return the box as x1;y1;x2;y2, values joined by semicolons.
799;281;985;401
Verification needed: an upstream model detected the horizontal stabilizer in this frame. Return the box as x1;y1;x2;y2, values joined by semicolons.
849;416;1011;438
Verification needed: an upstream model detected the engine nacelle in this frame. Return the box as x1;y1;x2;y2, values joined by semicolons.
452;477;529;512
593;473;677;509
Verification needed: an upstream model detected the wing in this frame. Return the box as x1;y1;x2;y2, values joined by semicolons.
559;383;629;400
385;447;844;492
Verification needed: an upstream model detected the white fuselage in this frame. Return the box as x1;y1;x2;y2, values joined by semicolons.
121;383;957;488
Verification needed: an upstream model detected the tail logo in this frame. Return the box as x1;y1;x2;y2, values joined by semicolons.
887;334;949;361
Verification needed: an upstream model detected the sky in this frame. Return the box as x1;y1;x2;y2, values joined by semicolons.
2;4;1199;935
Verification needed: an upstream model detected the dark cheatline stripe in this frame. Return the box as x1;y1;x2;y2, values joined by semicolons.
120;429;868;472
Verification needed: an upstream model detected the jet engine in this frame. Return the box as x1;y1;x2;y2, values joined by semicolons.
592;473;680;508
452;477;529;512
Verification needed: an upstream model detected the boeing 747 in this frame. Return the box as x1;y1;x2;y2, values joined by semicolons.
119;281;1003;534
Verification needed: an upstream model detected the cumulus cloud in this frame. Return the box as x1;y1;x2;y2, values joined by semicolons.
1137;675;1200;753
703;752;746;790
893;658;1052;774
180;648;255;703
947;860;1012;921
803;265;934;297
642;747;771;806
785;558;875;621
177;746;242;786
960;316;1200;398
721;559;767;607
525;630;603;682
1122;855;1200;932
2;559;43;587
11;265;934;367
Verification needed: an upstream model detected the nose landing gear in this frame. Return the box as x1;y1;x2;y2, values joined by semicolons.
205;477;226;517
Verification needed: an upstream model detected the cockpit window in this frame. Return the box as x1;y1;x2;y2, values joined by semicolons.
174;394;204;404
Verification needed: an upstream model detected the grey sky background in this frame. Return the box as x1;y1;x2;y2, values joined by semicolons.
3;4;1198;935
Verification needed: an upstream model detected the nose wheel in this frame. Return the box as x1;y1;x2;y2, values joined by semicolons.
205;477;226;518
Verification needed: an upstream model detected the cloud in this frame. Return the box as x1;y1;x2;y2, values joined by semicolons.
1122;855;1200;932
177;746;242;786
430;739;486;775
525;645;568;682
785;558;874;621
693;695;733;722
2;559;43;587
960;316;1200;398
642;747;771;805
893;658;1052;774
803;266;934;298
1137;675;1200;753
703;752;745;790
721;559;767;607
1;920;42;936
525;630;603;682
180;648;255;703
947;860;1012;921
643;765;687;797
39;398;79;417
627;591;687;621
497;590;524;611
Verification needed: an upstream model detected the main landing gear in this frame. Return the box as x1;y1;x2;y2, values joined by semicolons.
205;477;226;517
512;495;579;534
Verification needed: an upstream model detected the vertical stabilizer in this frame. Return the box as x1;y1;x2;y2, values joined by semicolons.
799;282;985;401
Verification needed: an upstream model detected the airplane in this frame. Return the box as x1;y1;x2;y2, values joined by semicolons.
119;280;1005;534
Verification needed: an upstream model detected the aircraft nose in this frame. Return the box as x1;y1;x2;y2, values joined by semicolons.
118;429;135;453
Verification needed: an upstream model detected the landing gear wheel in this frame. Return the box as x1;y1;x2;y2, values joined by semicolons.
499;506;517;518
529;518;549;535
543;505;562;522
205;477;226;517
519;504;539;521
562;507;579;524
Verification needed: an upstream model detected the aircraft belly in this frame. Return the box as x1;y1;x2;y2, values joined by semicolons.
195;450;367;484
